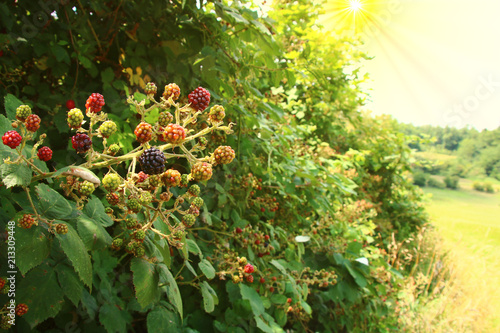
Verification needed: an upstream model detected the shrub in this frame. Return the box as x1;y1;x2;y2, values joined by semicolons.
473;182;484;191
427;177;446;189
444;175;460;189
413;171;428;187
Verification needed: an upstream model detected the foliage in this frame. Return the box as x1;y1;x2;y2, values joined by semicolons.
0;0;428;332
413;171;428;187
443;175;459;190
426;177;445;189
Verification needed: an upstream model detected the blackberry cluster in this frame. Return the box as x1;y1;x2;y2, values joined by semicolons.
139;148;166;175
214;145;235;165
144;82;157;95
163;123;186;144
98;120;117;138
107;144;120;155
111;238;123;250
188;87;211;111
79;181;95;196
161;169;181;187
16;105;31;121
208;105;225;123
25;114;41;132
71;133;92;153
2;130;22;149
162;83;181;101
19;214;36;229
102;173;121;192
15;303;29;316
56;223;69;235
191;162;213;181
158;111;174;127
106;193;120;205
127;198;142;213
37;146;53;161
85;93;105;113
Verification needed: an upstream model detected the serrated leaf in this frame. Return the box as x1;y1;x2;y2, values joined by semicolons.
198;259;215;280
184;260;198;277
99;303;128;333
131;258;159;309
77;214;112;250
147;307;179;332
55;264;83;307
0;162;32;188
55;223;92;288
239;284;264;316
82;196;114;227
17;264;64;328
344;260;367;288
200;281;215;313
270;294;287;305
16;225;51;275
157;264;183;318
4;93;23;120
36;183;74;220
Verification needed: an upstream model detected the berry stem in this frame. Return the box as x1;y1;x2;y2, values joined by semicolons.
23;186;43;223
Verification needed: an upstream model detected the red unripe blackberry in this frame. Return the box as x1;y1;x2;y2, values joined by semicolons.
214;145;235;165
188;87;210;111
158;112;174;127
56;223;69;235
137;171;148;183
67;108;84;129
235;227;242;234
162;83;181;101
106;193;120;205
15;303;29;316
244;264;255;274
191;162;213;181
0;278;4;290
287;298;292;304
37;146;53;161
2;130;22;149
162;123;186;144
134;122;153;143
66;99;75;109
19;214;36;229
25;114;41;132
139;148;166;175
208;105;225;123
71;133;92;154
15;105;31;121
246;275;254;283
161;169;181;187
85;93;105;113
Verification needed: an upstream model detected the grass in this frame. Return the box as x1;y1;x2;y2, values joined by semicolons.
420;186;500;332
414;151;457;162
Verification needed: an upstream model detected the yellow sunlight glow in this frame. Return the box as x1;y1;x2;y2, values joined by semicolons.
349;0;363;13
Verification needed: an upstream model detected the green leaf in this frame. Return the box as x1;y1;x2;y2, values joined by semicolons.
55;223;92;288
200;281;218;313
270;294;287;305
186;238;202;257
239;284;264;316
101;67;115;85
131;258;159;309
147;307;179;332
36;184;75;220
0;162;32;188
99;303;128;333
344;261;367;288
4;93;23;120
82;196;114;227
274;308;287;327
51;45;70;63
16;225;51;275
17;264;64;328
77;214;113;250
198;259;216;280
55;264;83;307
157;264;183;318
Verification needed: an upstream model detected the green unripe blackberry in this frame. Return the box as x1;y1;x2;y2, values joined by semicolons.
138;191;152;205
134;245;146;257
79;180;95;196
0;284;9;295
112;238;123;250
102;173;121;192
208;105;225;123
16;105;32;121
134;230;146;241
126;218;138;229
198;137;208;147
183;214;196;227
56;223;68;235
192;197;204;208
98;120;117;138
144;82;157;95
125;241;135;253
191;162;213;181
67;108;84;129
172;229;185;239
149;175;162;188
158;112;174;127
188;184;201;197
161;169;181;187
0;315;12;330
180;174;189;187
108;144;121;156
214;146;235;165
127;198;142;213
105;207;113;214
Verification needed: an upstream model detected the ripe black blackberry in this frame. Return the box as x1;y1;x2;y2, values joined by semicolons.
188;87;210;111
71;133;92;153
139;148;166;175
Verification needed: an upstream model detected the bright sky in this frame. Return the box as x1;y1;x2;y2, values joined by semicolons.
317;0;500;130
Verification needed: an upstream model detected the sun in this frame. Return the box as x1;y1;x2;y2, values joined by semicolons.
349;0;363;13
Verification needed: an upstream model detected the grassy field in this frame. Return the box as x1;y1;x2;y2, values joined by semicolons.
422;185;500;332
